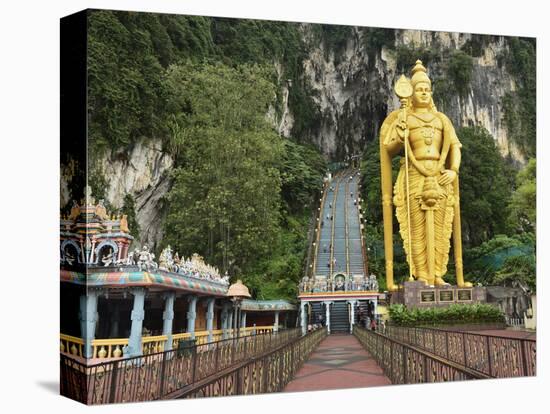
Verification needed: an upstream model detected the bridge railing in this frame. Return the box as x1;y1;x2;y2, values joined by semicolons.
353;325;491;384
60;328;300;404
171;326;327;399
382;325;536;378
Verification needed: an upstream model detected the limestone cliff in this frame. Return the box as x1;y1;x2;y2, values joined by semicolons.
285;26;527;163
62;24;533;249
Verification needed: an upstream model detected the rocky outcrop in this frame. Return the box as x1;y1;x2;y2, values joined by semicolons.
95;138;174;249
71;26;529;249
295;26;525;163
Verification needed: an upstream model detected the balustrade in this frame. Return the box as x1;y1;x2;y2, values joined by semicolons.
60;327;275;361
353;325;489;384
61;327;301;404
381;325;536;378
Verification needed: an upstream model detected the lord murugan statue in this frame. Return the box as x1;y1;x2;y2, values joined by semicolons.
380;60;472;290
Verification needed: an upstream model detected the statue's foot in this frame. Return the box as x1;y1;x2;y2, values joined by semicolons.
417;277;430;286
434;277;449;286
459;281;473;287
387;283;399;292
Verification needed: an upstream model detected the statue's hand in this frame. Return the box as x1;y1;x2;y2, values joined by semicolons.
438;169;457;186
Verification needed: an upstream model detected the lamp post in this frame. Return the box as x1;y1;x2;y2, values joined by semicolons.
227;279;251;339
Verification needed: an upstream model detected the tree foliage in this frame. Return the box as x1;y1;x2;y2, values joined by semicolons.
457;126;514;246
163;63;283;274
448;50;474;97
508;158;536;233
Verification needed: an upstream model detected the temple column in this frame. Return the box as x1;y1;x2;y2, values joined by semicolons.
162;292;176;351
348;300;357;334
79;288;99;359
206;298;215;342
274;311;280;332
227;311;233;338
324;301;332;334
117;242;123;262
221;302;230;339
127;287;146;357
300;301;307;335
240;311;247;328
187;296;198;340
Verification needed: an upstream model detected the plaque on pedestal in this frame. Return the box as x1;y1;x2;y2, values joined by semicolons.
439;290;454;303
457;289;473;302
420;290;435;303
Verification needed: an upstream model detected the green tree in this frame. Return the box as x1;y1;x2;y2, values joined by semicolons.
493;255;536;293
457;126;513;246
448;50;474;97
508;158;536;234
163;63;283;277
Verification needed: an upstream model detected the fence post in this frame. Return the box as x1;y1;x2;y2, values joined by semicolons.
159;351;167;398
445;331;449;359
191;345;198;382
486;336;492;376
462;333;468;367
403;347;407;384
520;340;529;376
109;360;119;404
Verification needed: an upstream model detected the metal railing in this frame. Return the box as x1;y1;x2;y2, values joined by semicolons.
60;327;274;361
354;325;490;384
382;325;536;378
172;327;327;399
60;328;300;404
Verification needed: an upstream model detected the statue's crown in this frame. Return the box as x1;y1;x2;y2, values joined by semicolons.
411;59;431;87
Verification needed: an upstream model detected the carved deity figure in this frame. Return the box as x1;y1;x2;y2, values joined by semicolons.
380;60;471;289
137;245;157;271
159;245;174;271
101;248;114;266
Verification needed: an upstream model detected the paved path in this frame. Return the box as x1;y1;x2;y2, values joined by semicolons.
284;334;391;393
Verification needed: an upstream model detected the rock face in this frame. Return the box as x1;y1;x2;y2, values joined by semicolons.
67;26;529;248
293;27;525;163
95;138;174;249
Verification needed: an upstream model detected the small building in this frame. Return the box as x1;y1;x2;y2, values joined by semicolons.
60;188;296;362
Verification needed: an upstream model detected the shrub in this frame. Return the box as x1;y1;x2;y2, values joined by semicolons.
388;303;504;326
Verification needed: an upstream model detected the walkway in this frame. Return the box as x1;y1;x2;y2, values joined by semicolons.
284;334;391;392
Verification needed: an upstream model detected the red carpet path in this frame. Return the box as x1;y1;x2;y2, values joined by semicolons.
284;334;391;392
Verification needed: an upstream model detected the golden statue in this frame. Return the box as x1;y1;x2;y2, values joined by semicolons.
380;60;472;290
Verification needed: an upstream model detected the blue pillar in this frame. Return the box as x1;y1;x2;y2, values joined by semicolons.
79;289;99;359
127;288;146;357
324;301;332;334
227;310;233;338
162;292;176;351
221;302;230;339
187;296;198;340
300;301;307;335
206;298;215;342
240;310;247;328
274;311;280;332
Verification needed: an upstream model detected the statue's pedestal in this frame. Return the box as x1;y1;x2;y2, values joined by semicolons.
390;281;486;309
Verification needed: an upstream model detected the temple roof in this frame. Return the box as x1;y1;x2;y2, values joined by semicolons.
61;268;228;296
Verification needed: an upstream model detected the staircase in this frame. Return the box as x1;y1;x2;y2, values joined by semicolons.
355;300;375;328
310;302;325;326
330;301;350;333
